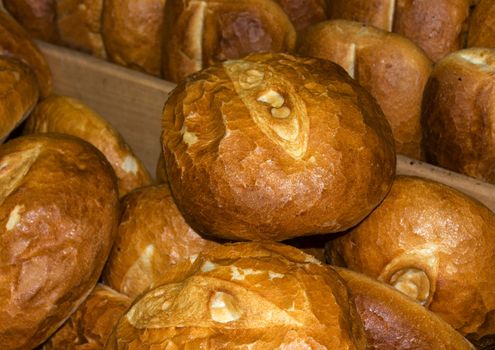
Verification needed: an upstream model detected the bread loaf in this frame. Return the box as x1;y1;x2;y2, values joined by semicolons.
422;48;495;184
0;134;119;349
105;244;367;349
23;95;152;196
0;56;38;142
0;10;52;97
327;175;495;341
104;184;220;298
102;0;165;76
273;0;328;32
327;0;471;62
297;20;432;159
162;52;396;241
56;0;105;58
42;284;131;350
335;267;475;349
162;0;297;82
2;0;58;42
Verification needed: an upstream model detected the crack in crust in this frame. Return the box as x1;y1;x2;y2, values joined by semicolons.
223;60;309;160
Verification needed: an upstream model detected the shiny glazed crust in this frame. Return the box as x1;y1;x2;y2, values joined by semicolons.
162;52;396;241
162;0;297;83
56;0;106;58
297;20;432;159
327;175;495;339
104;184;220;298
102;0;165;76
2;0;59;42
105;244;367;349
0;10;53;97
42;284;131;350
335;268;475;350
0;56;39;142
23;95;152;197
422;48;495;184
0;134;119;349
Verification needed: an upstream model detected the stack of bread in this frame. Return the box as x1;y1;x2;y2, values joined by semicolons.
3;2;495;349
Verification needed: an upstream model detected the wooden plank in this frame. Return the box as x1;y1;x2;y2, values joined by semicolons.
38;41;495;212
38;41;176;175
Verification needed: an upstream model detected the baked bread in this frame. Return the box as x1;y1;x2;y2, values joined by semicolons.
42;284;131;350
105;245;367;349
102;0;165;76
56;0;106;58
273;0;328;32
422;48;495;184
162;52;396;241
0;56;39;142
335;267;475;350
23;95;152;196
467;0;495;49
327;0;471;62
2;0;59;42
297;20;432;159
0;10;52;97
326;175;495;341
162;0;297;83
104;184;220;298
0;133;119;349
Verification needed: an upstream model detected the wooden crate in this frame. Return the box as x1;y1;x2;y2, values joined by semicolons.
38;41;495;213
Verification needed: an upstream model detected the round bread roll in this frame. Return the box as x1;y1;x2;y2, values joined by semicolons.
56;0;106;58
422;48;495;184
162;52;396;241
327;0;471;62
326;175;495;340
42;284;131;350
102;0;165;76
273;0;328;32
0;56;39;142
335;267;475;350
467;0;495;49
297;20;432;159
105;249;367;349
162;0;297;83
2;0;59;42
104;184;221;298
23;95;152;196
0;10;53;97
0;133;119;350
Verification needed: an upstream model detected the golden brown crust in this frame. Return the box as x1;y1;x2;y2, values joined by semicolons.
56;0;106;58
297;20;432;159
155;150;168;184
42;284;131;350
327;0;471;62
104;184;220;298
0;56;39;142
162;52;396;241
335;267;475;350
467;0;495;48
162;0;297;83
23;95;152;197
273;0;328;32
106;244;367;349
102;0;165;76
422;48;495;184
0;11;53;97
0;133;119;350
326;175;495;339
2;0;59;42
